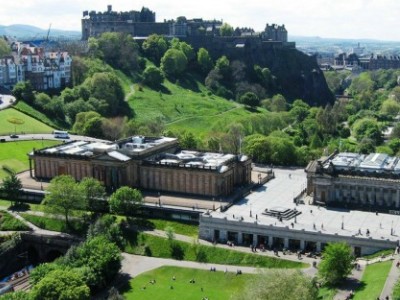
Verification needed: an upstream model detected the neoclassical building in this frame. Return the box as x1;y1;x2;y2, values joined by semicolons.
306;152;400;211
29;136;252;197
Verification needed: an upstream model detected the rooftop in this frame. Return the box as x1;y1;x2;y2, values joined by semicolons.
207;168;400;243
325;152;400;173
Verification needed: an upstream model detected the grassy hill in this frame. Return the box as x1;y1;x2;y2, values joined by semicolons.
126;75;278;141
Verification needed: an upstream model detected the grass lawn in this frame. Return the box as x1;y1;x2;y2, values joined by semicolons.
124;231;307;269
14;101;66;129
149;218;198;236
0;210;30;231
353;260;392;300
318;286;337;300
21;213;88;235
362;249;394;260
0;108;53;135
122;266;253;300
0;140;61;179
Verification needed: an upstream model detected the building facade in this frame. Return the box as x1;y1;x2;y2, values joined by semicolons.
0;42;72;91
306;152;400;211
29;136;252;197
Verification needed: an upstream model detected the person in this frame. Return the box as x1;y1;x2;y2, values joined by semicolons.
172;276;176;281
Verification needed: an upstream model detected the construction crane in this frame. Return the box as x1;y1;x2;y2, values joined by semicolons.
46;23;52;42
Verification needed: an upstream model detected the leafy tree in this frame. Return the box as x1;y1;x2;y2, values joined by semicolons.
31;269;90;300
171;38;195;61
215;56;230;78
290;99;310;123
142;66;164;87
221;123;245;154
270;94;287;112
30;262;60;285
142;34;168;64
73;111;102;134
96;32;140;73
108;186;143;216
79;177;106;213
179;132;197;149
83;116;105;139
86;215;125;249
267;134;298;166
64;236;121;290
243;134;271;163
318;242;354;285
65;99;94;124
0;38;11;57
239;92;260;108
165;225;175;241
43;175;86;227
197;48;213;74
1;173;23;207
160;49;188;78
233;269;317;300
352;117;382;143
381;99;400;117
349;72;375;95
0;291;31;300
84;72;125;116
12;81;34;104
220;23;234;36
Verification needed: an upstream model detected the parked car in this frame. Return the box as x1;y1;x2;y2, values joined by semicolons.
9;134;19;138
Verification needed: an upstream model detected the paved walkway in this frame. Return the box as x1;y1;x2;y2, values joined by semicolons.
380;258;400;300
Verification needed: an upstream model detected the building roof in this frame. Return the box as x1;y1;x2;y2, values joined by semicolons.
325;152;400;173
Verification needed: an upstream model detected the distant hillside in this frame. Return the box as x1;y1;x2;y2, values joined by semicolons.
0;24;81;40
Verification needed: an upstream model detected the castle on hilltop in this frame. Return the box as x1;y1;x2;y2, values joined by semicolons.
81;5;294;49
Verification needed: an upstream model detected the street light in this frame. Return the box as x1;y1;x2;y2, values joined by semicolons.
250;204;252;217
341;215;344;230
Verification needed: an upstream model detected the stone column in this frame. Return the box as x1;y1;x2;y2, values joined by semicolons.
316;242;321;252
29;158;33;178
237;232;243;245
300;240;305;250
220;230;227;241
396;189;400;209
268;236;273;247
284;238;289;249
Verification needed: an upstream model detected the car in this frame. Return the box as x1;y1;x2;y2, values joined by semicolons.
9;134;19;138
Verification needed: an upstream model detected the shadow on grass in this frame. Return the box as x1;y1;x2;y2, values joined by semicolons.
9;203;31;212
244;106;261;113
126;217;156;231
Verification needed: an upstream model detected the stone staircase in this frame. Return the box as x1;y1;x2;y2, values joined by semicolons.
262;207;302;221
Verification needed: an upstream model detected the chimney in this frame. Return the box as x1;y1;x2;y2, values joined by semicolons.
107;5;112;12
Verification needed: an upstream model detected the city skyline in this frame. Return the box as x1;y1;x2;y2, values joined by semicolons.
1;0;400;41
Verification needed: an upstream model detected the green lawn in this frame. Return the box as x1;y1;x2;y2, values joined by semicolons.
0;140;60;179
353;260;392;300
122;266;253;300
149;218;198;236
362;249;394;260
0;108;53;135
0;210;30;231
124;231;307;269
21;213;88;235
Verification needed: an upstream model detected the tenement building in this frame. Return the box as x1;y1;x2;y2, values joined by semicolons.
306;152;400;211
29;136;252;197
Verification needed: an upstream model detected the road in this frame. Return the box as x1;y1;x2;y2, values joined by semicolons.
0;133;109;143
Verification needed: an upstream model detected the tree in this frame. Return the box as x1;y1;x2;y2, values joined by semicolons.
290;99;310;123
65;236;122;290
142;34;168;64
101;117;127;141
233;269;318;300
197;48;213;74
83;116;105;138
142;66;164;87
171;38;195;62
160;49;188;78
1;173;23;207
381;99;400;117
12;81;35;104
239;92;260;108
31;269;90;300
108;186;142;216
220;23;234;36
318;242;354;285
179;132;197;149
352;117;382;144
73;111;101;134
0;38;11;57
271;94;287;112
79;177;106;213
43;175;86;227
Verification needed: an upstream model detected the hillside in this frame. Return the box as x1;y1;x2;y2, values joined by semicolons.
0;24;80;39
126;75;286;141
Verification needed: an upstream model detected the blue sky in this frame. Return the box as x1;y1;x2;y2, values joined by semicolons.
1;0;400;41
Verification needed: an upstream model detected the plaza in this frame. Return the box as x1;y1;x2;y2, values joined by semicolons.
199;167;400;256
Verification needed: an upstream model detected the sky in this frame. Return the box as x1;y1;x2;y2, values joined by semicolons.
1;0;400;41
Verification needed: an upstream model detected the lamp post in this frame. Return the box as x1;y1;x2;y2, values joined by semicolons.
213;197;215;211
250;204;252;218
341;215;344;230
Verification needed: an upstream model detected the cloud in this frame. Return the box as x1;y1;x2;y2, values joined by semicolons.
0;0;399;41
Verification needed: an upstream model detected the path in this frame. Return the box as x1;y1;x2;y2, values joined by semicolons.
380;258;400;300
124;85;135;101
